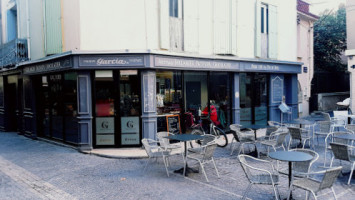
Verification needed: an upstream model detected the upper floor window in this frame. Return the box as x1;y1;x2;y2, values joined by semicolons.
261;4;268;34
169;0;178;18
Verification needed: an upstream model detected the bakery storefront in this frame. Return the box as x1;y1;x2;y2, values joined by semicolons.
2;52;301;150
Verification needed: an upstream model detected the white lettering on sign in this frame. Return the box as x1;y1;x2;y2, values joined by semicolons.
97;58;128;65
155;57;236;69
250;64;280;71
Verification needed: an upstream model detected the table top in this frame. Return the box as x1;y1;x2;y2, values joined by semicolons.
242;124;270;130
333;134;355;141
165;134;205;142
287;119;315;125
269;151;313;162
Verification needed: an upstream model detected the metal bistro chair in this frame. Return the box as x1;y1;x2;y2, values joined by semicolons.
142;138;171;177
263;126;279;141
314;121;332;146
287;127;312;150
286;166;342;200
330;142;355;185
238;154;280;200
229;124;255;156
323;131;349;167
258;131;288;157
184;143;220;182
188;134;216;154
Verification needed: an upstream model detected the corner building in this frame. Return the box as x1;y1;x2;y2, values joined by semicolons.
0;0;301;150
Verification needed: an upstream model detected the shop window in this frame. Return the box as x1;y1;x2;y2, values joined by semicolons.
209;72;231;129
50;74;64;140
240;73;268;126
64;72;78;144
0;77;4;108
184;71;208;123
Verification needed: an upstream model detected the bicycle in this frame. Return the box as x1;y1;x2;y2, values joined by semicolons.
190;115;228;148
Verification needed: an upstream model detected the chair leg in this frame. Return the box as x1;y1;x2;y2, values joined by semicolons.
311;191;318;200
242;183;252;200
330;156;334;167
230;142;235;155
199;161;209;182
162;156;170;177
211;158;220;177
331;187;337;200
288;139;292;150
348;162;355;185
272;184;279;200
143;157;151;172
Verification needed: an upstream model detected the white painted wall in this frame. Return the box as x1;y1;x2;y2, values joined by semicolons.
62;0;80;51
276;0;297;61
236;0;256;58
79;0;149;51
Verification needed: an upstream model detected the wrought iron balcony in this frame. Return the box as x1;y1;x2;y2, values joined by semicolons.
0;39;29;68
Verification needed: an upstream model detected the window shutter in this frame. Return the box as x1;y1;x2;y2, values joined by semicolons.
255;0;261;57
45;0;62;55
268;4;278;59
183;0;199;53
213;0;231;54
160;0;170;50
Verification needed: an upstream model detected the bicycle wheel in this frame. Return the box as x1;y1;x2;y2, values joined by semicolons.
212;126;228;147
190;129;204;148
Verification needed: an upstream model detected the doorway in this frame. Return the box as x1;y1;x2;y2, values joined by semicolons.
93;70;141;148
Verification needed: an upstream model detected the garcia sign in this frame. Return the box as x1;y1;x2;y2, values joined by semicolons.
79;56;145;67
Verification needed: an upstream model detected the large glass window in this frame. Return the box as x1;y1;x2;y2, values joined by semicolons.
64;72;78;143
209;72;231;129
50;74;64;140
184;71;208;121
240;73;268;126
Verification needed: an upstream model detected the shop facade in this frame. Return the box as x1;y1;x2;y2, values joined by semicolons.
0;52;301;150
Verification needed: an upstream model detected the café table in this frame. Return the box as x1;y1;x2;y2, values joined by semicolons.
241;124;270;157
165;134;205;176
269;151;313;200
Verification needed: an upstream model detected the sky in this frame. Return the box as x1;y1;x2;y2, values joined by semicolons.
308;0;346;15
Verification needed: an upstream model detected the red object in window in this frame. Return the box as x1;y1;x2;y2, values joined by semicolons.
96;100;114;117
202;105;220;126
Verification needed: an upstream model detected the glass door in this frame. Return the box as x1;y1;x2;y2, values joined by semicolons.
94;71;116;146
119;70;141;146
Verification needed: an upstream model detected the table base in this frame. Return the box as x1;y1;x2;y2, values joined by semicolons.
174;165;199;176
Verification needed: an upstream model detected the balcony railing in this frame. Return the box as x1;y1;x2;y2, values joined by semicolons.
0;39;29;68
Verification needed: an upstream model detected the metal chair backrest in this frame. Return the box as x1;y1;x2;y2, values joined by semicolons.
330;142;350;161
202;143;217;161
321;112;332;122
238;155;253;182
266;126;278;138
142;138;156;157
288;127;302;140
201;134;216;145
156;131;171;149
275;131;288;147
317;121;331;133
332;131;349;144
319;166;342;190
345;124;355;134
290;149;319;174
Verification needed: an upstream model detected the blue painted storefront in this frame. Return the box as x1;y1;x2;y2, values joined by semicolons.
0;52;301;150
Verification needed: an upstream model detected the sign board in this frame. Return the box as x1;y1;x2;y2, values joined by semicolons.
279;103;290;113
166;115;181;133
121;117;140;145
271;76;283;103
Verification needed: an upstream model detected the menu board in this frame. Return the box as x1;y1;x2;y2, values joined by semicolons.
166;115;181;134
271;76;283;103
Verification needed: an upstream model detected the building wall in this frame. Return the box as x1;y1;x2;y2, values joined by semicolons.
347;0;355;111
297;15;315;117
62;0;80;51
27;0;45;60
